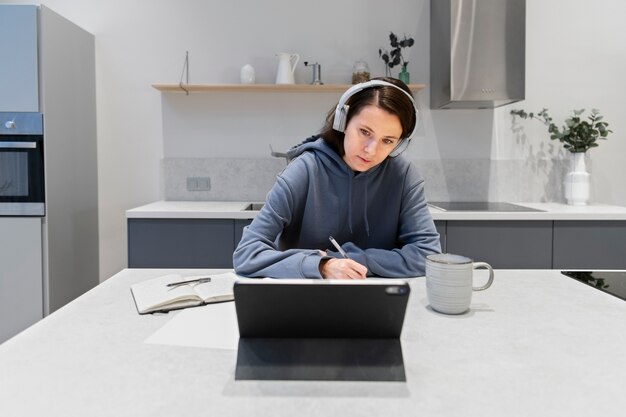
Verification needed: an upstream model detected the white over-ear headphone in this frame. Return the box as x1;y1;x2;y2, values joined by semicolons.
332;80;418;157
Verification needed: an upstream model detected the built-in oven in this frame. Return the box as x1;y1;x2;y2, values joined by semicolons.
0;112;45;216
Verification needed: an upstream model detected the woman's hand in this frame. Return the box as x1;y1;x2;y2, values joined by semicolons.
319;258;367;279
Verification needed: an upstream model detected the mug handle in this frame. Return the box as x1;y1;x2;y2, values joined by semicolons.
472;262;494;291
290;54;300;73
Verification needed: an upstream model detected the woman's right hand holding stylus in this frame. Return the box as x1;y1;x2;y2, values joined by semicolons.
319;258;367;279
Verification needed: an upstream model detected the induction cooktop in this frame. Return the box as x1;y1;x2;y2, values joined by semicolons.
562;271;626;301
428;202;544;212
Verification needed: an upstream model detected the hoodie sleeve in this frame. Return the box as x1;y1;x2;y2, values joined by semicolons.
337;167;441;277
232;160;325;279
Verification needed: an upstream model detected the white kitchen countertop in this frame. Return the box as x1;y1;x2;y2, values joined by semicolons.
126;200;259;219
126;200;626;221
0;269;625;416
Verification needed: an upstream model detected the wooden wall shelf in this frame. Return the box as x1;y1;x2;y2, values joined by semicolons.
152;83;426;93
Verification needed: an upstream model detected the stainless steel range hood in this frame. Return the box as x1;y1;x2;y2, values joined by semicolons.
430;0;526;109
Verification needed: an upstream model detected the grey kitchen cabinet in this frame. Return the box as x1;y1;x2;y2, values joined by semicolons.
128;218;236;268
1;4;98;319
552;221;626;269
444;221;553;269
0;218;43;343
129;217;626;270
0;5;39;111
235;219;253;248
434;220;446;252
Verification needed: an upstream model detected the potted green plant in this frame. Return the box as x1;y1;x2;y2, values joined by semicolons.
510;108;613;205
510;108;612;153
379;32;414;83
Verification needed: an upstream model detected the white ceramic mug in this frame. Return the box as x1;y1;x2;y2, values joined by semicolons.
425;253;494;315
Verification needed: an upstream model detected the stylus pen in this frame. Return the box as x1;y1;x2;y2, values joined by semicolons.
166;277;211;287
328;236;350;259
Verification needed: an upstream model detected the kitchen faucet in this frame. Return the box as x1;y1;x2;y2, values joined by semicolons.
269;144;289;164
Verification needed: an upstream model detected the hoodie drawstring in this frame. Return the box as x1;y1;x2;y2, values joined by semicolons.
363;183;370;236
347;174;371;237
347;175;353;234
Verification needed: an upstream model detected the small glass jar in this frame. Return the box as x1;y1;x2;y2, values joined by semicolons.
351;61;370;84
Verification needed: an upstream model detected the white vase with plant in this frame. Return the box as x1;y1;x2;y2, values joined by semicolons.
510;108;613;205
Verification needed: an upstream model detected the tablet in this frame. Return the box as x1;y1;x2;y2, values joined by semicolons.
233;279;411;338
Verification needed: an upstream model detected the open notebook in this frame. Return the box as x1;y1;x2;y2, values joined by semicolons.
130;272;237;314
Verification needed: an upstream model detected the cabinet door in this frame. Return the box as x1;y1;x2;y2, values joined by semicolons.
446;221;553;269
553;221;626;269
128;219;235;268
0;5;39;112
434;220;446;252
234;219;253;248
0;217;43;343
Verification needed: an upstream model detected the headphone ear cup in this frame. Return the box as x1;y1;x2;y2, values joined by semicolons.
389;137;411;157
332;104;349;132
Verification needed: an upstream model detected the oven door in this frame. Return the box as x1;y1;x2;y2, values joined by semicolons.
0;113;45;216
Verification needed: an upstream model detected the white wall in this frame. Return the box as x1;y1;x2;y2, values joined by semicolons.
505;0;626;205
2;0;625;281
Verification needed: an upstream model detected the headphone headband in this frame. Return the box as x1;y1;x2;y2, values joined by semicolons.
332;80;418;157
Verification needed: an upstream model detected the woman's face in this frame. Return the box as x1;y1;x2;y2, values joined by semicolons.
342;105;403;172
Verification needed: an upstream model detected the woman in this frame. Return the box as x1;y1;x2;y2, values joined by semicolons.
233;77;441;279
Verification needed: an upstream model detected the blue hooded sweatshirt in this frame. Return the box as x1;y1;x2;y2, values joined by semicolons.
233;136;441;278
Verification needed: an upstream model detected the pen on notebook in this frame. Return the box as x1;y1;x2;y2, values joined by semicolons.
328;236;350;259
166;277;211;287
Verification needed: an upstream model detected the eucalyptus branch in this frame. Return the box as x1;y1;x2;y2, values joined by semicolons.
379;32;414;74
510;108;613;153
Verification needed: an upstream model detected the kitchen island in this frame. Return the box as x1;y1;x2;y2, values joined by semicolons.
1;269;625;417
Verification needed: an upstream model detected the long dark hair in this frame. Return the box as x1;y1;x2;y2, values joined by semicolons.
319;77;416;156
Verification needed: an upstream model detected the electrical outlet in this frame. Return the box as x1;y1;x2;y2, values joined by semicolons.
186;176;211;191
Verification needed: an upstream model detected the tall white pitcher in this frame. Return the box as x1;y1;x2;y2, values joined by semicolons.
275;53;299;84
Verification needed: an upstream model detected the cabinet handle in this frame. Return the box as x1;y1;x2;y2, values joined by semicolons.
0;142;37;149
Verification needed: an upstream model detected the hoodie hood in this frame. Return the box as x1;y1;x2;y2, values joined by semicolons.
287;135;345;172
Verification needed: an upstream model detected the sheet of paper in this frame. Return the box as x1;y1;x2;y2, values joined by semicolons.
144;302;239;350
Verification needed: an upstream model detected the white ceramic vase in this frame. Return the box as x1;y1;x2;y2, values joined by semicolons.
564;152;590;205
240;64;255;84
